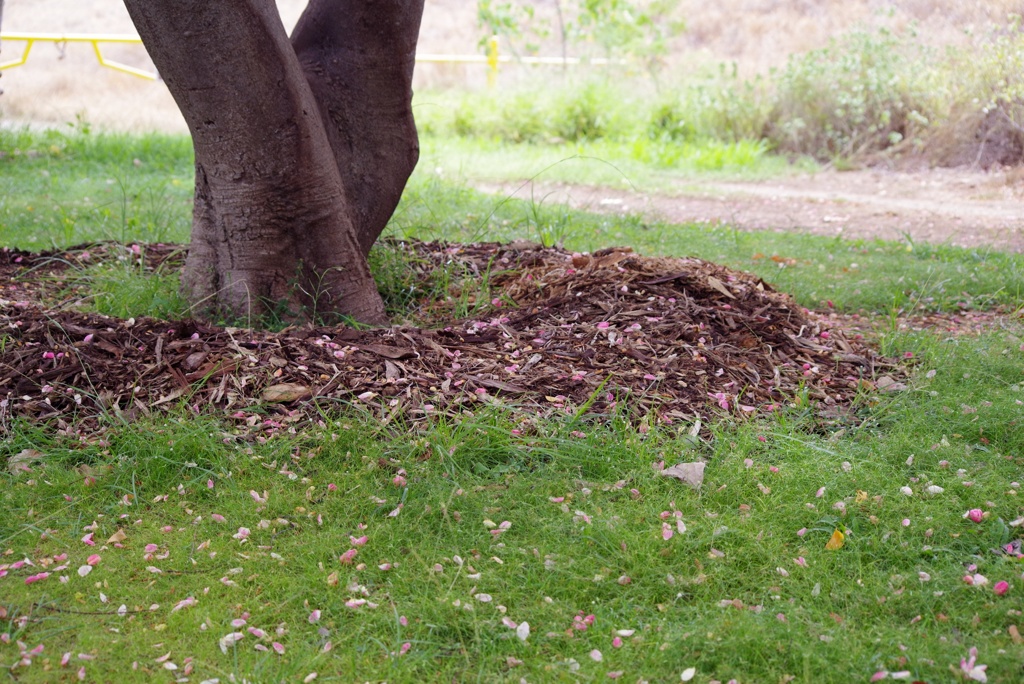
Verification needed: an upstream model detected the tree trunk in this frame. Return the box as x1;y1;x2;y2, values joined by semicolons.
292;0;424;257
122;0;424;325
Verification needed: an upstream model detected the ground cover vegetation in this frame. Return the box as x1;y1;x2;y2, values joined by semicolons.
2;119;1024;683
419;15;1024;170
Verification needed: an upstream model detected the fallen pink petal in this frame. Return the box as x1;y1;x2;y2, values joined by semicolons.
25;572;49;585
964;509;984;523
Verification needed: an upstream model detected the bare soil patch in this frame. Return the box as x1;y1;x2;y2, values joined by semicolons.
478;167;1024;252
2;240;899;435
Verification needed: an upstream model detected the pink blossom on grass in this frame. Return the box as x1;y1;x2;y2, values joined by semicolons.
960;647;987;682
25;572;49;585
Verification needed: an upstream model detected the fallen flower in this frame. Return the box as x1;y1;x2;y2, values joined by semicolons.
171;597;196;613
25;572;50;585
964;509;984;523
960;646;987;682
994;581;1010;596
218;632;245;654
516;621;530;642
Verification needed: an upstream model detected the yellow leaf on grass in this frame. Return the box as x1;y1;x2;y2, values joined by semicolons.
825;529;845;550
855;490;869;503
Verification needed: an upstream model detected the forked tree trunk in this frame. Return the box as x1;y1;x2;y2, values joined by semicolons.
122;0;425;325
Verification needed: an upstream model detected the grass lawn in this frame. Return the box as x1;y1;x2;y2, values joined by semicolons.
2;128;1024;683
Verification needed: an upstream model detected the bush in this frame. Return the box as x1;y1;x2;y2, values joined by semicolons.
929;17;1024;167
764;29;940;161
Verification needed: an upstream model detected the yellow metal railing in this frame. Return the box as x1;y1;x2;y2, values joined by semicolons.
0;32;624;84
0;32;158;80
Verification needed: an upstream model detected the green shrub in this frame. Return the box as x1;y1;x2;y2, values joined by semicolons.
765;29;940;161
929;16;1024;167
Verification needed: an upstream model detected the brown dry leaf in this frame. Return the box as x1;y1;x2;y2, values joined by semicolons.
262;383;311;403
705;276;736;300
825;529;845;550
662;462;705;489
8;449;44;474
1009;625;1022;645
107;529;128;544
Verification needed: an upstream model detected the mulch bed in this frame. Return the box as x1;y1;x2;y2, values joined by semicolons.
1;240;899;436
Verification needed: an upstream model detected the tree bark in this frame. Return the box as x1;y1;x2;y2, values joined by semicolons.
122;0;424;325
292;0;425;257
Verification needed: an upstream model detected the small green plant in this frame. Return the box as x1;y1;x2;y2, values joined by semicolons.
73;247;188;320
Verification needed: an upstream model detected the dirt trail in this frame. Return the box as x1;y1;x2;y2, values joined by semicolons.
476;167;1024;252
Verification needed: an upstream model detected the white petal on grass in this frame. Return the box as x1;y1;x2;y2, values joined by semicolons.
77;565;92;577
218;632;245;654
900;486;914;496
515;621;530;642
681;667;697;681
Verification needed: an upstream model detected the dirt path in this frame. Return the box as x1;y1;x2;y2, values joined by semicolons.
476;167;1024;252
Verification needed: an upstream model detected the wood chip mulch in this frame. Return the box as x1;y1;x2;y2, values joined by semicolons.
1;240;897;435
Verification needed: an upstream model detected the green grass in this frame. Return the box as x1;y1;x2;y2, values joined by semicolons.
2;331;1023;682
2;127;1024;682
0;125;193;250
